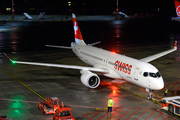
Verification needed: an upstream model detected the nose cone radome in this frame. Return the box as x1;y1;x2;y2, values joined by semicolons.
157;78;164;90
151;77;164;90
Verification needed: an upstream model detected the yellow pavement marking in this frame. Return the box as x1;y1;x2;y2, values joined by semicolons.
134;92;145;98
0;67;46;101
104;80;147;97
118;85;126;90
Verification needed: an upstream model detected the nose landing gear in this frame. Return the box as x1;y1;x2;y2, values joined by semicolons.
146;88;153;100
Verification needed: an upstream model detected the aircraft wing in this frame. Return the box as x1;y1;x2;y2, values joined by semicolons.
4;53;109;73
46;41;101;49
140;41;177;63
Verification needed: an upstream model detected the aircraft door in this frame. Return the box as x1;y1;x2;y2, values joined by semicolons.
106;58;108;66
134;67;139;81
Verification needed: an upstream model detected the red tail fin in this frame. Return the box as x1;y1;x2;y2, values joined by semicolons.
72;13;86;45
174;0;180;17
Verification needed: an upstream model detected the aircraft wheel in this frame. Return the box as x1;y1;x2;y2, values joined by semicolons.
168;104;174;113
43;109;45;114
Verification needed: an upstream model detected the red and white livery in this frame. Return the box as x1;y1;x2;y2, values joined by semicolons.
172;0;180;22
161;96;180;116
5;13;177;91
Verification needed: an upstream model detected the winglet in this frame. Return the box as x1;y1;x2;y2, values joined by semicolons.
4;53;16;64
174;41;177;50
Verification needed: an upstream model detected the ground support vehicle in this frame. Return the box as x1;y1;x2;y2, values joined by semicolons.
53;107;75;120
38;97;60;114
161;96;180;116
0;115;12;120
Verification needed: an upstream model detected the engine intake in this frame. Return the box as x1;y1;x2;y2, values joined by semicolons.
80;72;100;88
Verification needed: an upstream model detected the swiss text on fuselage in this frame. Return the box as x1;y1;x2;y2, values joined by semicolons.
114;60;132;75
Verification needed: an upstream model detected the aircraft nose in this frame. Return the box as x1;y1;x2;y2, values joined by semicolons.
156;77;164;90
151;77;164;90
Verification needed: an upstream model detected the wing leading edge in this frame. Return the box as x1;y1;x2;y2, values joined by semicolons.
140;41;177;63
4;53;109;73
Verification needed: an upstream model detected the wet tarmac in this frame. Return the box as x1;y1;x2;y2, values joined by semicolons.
0;14;116;21
0;45;180;120
0;16;180;119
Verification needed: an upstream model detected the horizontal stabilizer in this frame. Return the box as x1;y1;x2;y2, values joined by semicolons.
88;41;101;46
46;45;72;49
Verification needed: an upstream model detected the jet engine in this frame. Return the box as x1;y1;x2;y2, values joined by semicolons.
80;71;100;88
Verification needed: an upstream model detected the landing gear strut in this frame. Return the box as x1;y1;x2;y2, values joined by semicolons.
146;88;153;100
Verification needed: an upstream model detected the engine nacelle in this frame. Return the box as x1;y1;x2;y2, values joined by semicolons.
80;72;100;88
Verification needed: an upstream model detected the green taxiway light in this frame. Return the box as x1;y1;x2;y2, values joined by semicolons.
12;61;16;64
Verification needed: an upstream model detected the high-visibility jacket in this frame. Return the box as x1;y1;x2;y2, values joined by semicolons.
107;99;114;107
164;88;168;93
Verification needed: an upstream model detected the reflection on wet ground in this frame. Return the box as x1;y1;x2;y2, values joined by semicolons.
0;17;180;119
0;17;180;53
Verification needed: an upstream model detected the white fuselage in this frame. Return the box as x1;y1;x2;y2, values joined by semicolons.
72;43;164;90
172;17;180;22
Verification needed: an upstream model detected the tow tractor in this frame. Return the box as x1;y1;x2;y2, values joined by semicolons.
38;97;60;114
53;107;75;120
161;96;180;116
0;115;12;120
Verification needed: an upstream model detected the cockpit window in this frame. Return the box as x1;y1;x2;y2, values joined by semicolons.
156;72;161;77
143;72;148;77
149;73;157;78
143;72;161;78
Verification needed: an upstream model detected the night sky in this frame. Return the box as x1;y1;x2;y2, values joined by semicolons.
0;0;177;16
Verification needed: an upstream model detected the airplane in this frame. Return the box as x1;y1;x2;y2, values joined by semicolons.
23;12;45;20
112;11;129;19
5;13;177;93
23;13;33;20
37;12;45;20
172;0;180;22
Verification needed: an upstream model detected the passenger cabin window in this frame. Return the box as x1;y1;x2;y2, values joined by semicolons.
143;72;148;77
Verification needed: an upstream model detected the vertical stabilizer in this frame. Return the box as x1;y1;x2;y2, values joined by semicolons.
174;0;180;17
174;41;177;50
72;13;86;45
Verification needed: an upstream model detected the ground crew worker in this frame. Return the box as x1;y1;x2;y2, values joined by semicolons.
107;98;114;113
164;88;168;97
